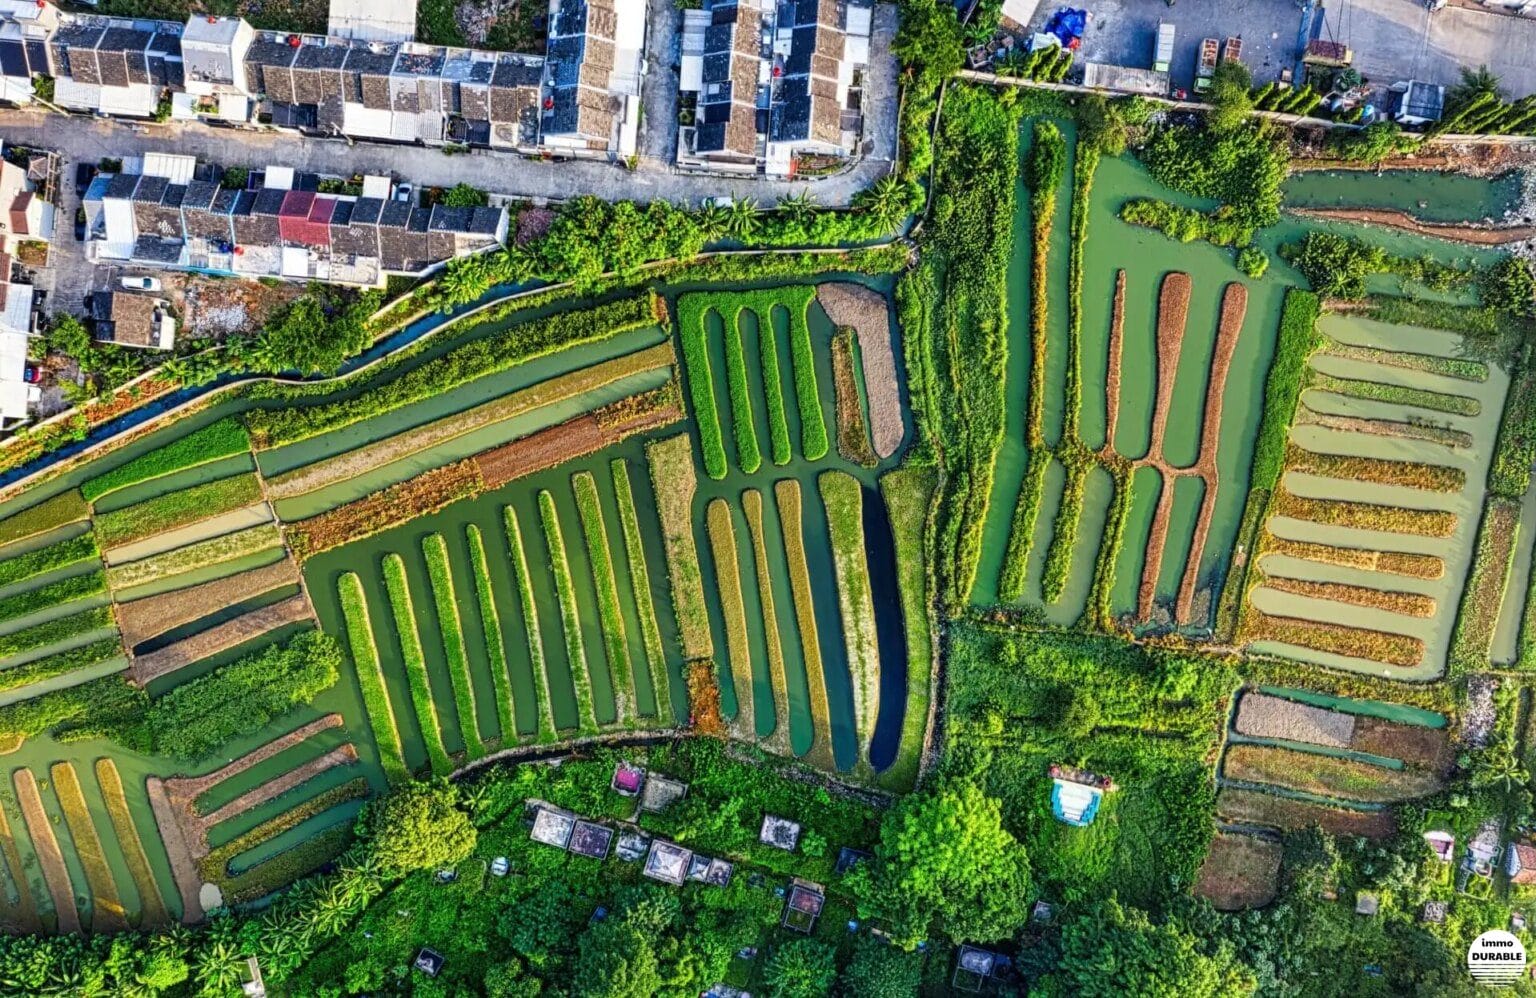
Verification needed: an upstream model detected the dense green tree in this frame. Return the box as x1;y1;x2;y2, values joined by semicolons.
442;182;489;207
853;783;1031;948
1327;121;1418;166
764;939;838;998
357;780;476;875
253;287;376;376
892;0;963;91
1044;898;1256;997
1078;94;1129;157
572;920;662;998
839;938;923;996
1449;64;1501;114
46;314;91;357
1207;60;1255;135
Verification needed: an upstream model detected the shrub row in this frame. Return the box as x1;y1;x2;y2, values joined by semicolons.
742;489;792;755
1242;610;1424;668
503;507;557;741
997;453;1049;604
1270;490;1457;537
1297;406;1473;451
81;418;250;503
1223;743;1440;802
0;569;105;626
0;635;121;695
1450;498;1521;675
539;490;597;734
1260;533;1444;580
820;471;878;762
245;294;658;448
381;552;452;775
1040;453;1090;607
1309;370;1479;416
1323;341;1487;383
1026;119;1066;449
94;473;263;548
465;524;519;744
1249;291;1322;493
1258;575;1436;617
50;762;128;933
422;533;486;760
1283;444;1466;493
147;629;342;761
646;434;713;662
106;523;283;592
830;328;877;468
720;308;763;473
208;782;368;904
677;300;729;480
706;498;755;741
0;491;88;549
775;480;833;770
0;604;114;661
336;572;410;784
0;532;98;590
756;308;793;466
573;471;634;723
95;758;171;927
1490;358;1536;500
611;459;670;723
1118;198;1253;248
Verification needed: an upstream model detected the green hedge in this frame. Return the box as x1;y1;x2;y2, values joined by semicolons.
573;472;634;723
94;473;263;548
611;459;670;723
1118;198;1253;248
246;294;657;448
1249;291;1322;494
998;453;1049;605
421;533;486;760
466;524;519;745
0;605;114;660
202;779;369;884
382;552;452;775
1491;358;1536;500
0;674;145;747
677;302;729;480
718;310;763;473
1310;370;1478;416
337;572;410;785
0;533;98;590
0;492;89;549
0;570;106;626
0;637;122;696
1040;454;1089;607
538;491;597;734
757;309;793;465
503;506;556;741
82;418;250;502
146;629;341;761
786;294;829;461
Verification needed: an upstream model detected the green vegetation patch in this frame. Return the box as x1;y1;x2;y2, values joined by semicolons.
1308;370;1480;416
0;636;122;695
94;473;264;548
0;569;106;626
0;604;115;660
646;434;712;662
106;523;282;592
82;418;250;502
0;532;98;589
820;471;878;762
466;524;519;744
338;572;410;784
877;467;936;791
611;459;670;722
0;491;89;549
503;507;556;741
539;490;598;733
573;472;634;723
422;533;486;760
382;552;452;775
1222;743;1441;803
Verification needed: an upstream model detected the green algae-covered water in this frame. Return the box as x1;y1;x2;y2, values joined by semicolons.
1283;169;1525;223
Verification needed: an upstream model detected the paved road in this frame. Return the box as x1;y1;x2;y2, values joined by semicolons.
1325;0;1536;97
639;0;683;166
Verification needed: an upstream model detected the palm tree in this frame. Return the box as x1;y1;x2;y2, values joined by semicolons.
193;940;244;996
853;176;911;235
307;884;354;937
1450;64;1501;114
694;200;731;241
775;189;818;226
725;196;760;238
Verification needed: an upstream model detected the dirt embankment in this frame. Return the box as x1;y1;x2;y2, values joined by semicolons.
1288;207;1535;246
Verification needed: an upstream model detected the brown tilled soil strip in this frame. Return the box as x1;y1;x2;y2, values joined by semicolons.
95;759;170;929
1289;206;1536;246
165;714;344;802
0;794;40;932
1146;273;1192;464
1258;576;1437;618
129;594;313;686
1295;406;1474;450
1138;472;1175;621
117;557;301;648
1103;270;1126;455
1176;283;1248;625
145;777;204;924
817;283;904;458
475;401;684;488
12;769;80;933
197;745;359;831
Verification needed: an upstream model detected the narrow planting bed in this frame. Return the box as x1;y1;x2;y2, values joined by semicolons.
1234;691;1356;748
465;524;519;745
573;471;635;722
1259;534;1444;579
107;523;284;592
0;532;98;590
0;636;124;696
646;434;712;662
821;470;879;765
1295;406;1474;450
743;489;793;756
1215;785;1396;838
1256;576;1436;617
818;282;902;458
129;595;313;686
1283;445;1465;493
116;558;300;649
83;418;250;503
381;553;452;775
13;768;80;933
472;386;683;488
538;490;598;734
1452;497;1521;669
337;572;410;784
94;759;170;929
422;533;486;759
50;761;129;933
1269;491;1457;538
198;744;360;829
288;462;482;561
1307;371;1480;417
0;570;107;627
775;480;834;770
102;504;274;568
94;474;264;548
1224;743;1441;802
707;498;755;743
0;491;89;549
831;328;878;468
611;459;669;722
1243;611;1424;667
503;506;557;740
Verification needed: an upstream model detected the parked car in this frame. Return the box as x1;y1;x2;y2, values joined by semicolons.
394;182;413;203
120;275;161;292
74;162;96;196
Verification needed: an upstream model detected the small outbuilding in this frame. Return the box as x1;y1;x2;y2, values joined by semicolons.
1508;842;1536;886
835;847;871;875
616;831;650;862
1355;892;1380;916
1387;80;1445;127
612;762;646;797
530;805;576;849
953;945;999;992
641;773;689;813
413;947;445;978
644;840;693;886
782;878;825;933
760;814;803;851
705;858;734;887
569;821;615;860
1421;901;1447;924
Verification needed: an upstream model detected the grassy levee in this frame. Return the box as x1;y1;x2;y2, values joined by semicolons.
573;471;635;724
820;470;879;768
1258;576;1436;617
1307;370;1480;416
720;311;764;473
94;473;263;548
337;572;410;784
0;802;41;932
504;507;557;740
13;768;80;933
1259;534;1445;580
381;553;452;775
997;454;1048;604
82;417;250;502
201;780;368;904
1223;743;1440;803
831;328;878;468
50;761;129;933
0;605;116;661
1283;445;1465;493
0;532;98;589
466;524;519;744
678;304;730;480
787;294;830;461
878;466;936;791
0;491;89;549
646;434;713;663
0;570;106;627
743;490;793;755
611;459;670;723
775;480;834;770
106;523;283;592
538;490;599;734
0;637;123;696
1243;611;1425;668
1322;341;1487;382
94;759;169;929
1214;290;1321;642
1269;491;1457;538
706;499;755;743
755;309;793;465
1451;498;1520;674
422;533;487;759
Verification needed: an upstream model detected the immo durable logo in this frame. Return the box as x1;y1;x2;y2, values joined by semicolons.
1468;930;1527;987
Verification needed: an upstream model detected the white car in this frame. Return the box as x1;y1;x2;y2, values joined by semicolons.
120;275;161;292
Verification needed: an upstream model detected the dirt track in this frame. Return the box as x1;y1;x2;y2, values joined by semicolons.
1289;206;1535;245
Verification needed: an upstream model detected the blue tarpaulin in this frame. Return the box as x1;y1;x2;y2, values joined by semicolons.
1045;7;1087;45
